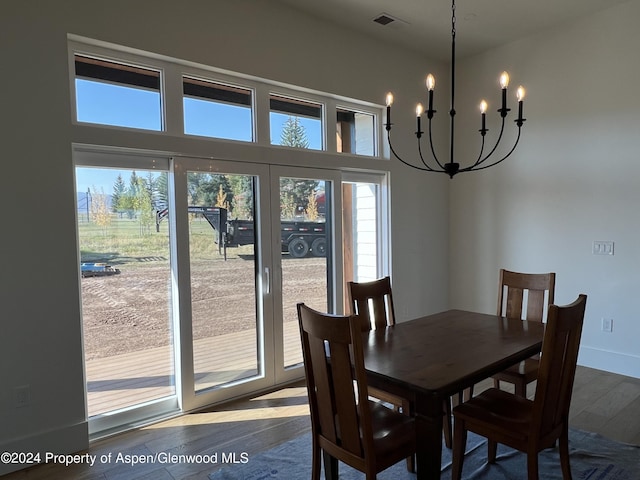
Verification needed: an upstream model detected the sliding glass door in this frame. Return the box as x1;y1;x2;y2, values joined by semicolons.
185;168;269;396
270;166;342;383
75;154;179;435
76;151;346;430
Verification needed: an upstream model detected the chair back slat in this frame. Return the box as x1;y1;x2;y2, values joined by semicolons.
297;303;371;459
526;289;546;322
348;277;395;331
505;286;525;319
532;294;587;437
497;269;556;323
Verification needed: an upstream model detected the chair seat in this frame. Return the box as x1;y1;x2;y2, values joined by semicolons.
492;356;540;385
369;401;416;457
453;388;533;442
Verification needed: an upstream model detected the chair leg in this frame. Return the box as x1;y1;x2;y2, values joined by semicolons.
451;418;467;480
401;399;416;472
405;455;416;473
465;385;474;401
515;379;527;398
526;450;539;480
443;398;453;449
311;442;321;480
559;425;573;480
488;439;497;463
322;450;338;480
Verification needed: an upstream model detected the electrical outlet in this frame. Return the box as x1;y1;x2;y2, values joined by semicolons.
601;318;613;333
14;385;31;408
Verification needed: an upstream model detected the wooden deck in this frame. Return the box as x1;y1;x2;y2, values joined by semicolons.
86;320;302;417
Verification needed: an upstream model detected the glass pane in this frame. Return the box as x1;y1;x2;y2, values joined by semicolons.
337;108;375;156
74;55;162;131
183;78;253;141
280;177;330;368
270;95;323;150
76;167;174;417
187;172;262;392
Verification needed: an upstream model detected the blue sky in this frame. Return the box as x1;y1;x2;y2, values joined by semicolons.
75;80;322;193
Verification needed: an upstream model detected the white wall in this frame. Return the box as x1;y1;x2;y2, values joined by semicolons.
450;0;640;378
0;0;449;470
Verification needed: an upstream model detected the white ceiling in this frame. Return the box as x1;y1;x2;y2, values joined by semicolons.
274;0;631;61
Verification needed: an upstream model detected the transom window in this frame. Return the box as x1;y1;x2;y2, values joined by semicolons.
74;55;162;131
71;46;380;157
183;77;253;142
269;95;323;150
337;108;376;156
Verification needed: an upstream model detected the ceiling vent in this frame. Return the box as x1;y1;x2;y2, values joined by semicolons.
373;13;395;26
372;13;409;29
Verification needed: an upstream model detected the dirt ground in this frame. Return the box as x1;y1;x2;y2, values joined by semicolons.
81;255;327;360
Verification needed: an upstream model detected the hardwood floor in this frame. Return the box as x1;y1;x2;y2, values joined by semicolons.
4;366;640;480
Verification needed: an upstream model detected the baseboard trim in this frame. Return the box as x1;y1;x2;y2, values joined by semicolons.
578;346;640;379
0;421;88;476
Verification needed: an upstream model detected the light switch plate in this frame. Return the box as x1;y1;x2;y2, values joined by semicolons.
593;241;614;255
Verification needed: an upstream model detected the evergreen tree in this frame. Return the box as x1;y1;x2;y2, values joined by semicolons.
279;116;310;148
194;174;233;208
280;177;318;219
278;117;317;218
112;174;126;214
156;172;169;209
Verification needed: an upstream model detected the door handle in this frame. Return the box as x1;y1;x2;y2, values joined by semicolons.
264;267;271;295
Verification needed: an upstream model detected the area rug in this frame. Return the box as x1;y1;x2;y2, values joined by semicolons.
209;429;639;479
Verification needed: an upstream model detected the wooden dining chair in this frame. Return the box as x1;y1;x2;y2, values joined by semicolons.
297;303;417;480
492;269;556;398
451;294;587;480
348;277;453;454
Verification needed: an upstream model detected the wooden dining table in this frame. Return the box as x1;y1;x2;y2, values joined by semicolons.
361;309;546;480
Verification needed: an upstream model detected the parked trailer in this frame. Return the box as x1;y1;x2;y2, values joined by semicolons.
155;206;326;258
227;216;327;258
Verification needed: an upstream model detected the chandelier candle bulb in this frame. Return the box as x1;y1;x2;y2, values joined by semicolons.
480;100;488;135
516;86;525;123
426;74;435;116
385;92;393;130
416;103;424;136
500;71;510;116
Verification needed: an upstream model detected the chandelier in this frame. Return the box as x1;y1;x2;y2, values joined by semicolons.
385;0;526;178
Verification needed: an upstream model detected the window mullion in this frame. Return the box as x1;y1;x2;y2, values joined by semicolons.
254;84;271;147
163;64;184;136
325;98;338;153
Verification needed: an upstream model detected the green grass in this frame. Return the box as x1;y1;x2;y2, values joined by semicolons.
78;215;245;267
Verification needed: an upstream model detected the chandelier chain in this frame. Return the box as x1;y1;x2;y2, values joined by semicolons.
451;0;456;37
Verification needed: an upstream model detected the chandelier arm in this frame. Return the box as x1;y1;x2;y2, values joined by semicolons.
472;116;507;168
462;127;522;172
387;131;438;172
473;135;487;167
417;136;437;171
427;118;447;171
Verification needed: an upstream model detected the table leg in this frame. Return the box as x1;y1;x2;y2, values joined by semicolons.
415;393;444;480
